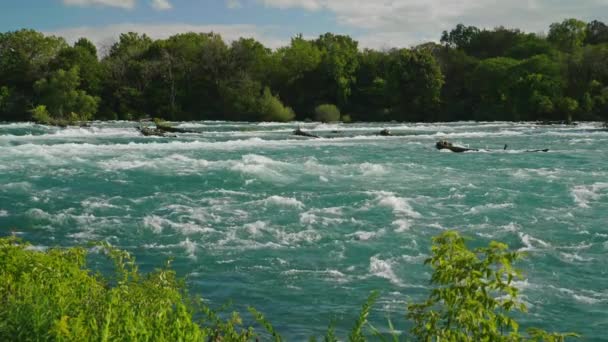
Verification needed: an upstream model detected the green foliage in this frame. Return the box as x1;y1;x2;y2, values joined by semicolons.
387;49;444;121
407;231;577;341
548;19;587;52
258;87;295;122
34;67;99;122
315;103;341;122
153;117;172;128
30;105;51;124
249;307;283;341
348;291;379;342
0;237;263;341
0;233;579;341
2;20;608;122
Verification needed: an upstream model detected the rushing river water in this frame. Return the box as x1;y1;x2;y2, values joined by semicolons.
0;121;607;340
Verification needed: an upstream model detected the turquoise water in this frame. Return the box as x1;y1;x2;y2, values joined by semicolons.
1;121;607;340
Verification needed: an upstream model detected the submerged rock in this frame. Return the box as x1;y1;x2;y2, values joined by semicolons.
293;128;320;138
378;129;392;136
435;140;476;153
136;126;173;137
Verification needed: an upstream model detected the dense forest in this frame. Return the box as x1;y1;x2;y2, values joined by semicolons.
1;18;608;123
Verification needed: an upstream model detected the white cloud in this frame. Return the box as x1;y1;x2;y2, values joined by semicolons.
63;0;136;9
151;0;172;10
47;23;288;54
255;0;608;47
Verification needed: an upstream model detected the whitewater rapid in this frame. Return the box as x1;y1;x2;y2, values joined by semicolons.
0;121;606;339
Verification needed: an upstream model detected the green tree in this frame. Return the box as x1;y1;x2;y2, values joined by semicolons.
555;97;579;123
584;20;608;45
315;33;359;107
350;49;392;121
275;35;322;116
468;57;520;120
100;32;153;119
548;19;587;52
441;24;480;50
34;67;99;121
0;29;67;120
386;49;444;121
51;38;102;96
408;231;578;341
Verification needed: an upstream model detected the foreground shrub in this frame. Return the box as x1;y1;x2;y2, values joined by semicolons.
0;238;254;341
0;233;577;341
314;104;341;122
407;231;578;341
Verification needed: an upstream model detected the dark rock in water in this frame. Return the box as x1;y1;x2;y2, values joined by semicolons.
293;128;320;138
137;126;171;137
436;140;549;153
378;129;392;136
435;140;476;153
156;125;198;134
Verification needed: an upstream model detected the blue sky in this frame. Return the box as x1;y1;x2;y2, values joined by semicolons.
1;0;607;49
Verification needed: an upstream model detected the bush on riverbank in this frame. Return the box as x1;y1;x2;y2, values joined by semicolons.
314;104;341;123
0;233;576;341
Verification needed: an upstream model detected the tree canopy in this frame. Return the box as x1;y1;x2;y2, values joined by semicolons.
1;18;608;123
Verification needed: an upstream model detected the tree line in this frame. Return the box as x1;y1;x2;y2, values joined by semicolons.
1;18;608;123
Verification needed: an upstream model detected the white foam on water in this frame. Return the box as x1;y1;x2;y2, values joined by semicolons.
275;229;322;245
299;207;345;226
500;222;520;232
243;221;268;235
348;229;385;241
518;233;551;251
230;154;292;182
466;203;514;215
81;197;121;210
299;212;317;225
206;189;251;196
572;294;601;304
67;230;100;240
559;252;594;263
359;162;387;176
143;215;165;234
368;191;421;218
0;181;32;191
0;210;8;217
261;195;304;209
369;255;403;286
180;238;197;259
281;269;349;283
571;182;608;208
392;219;411;232
26;208;69;225
143;214;214;235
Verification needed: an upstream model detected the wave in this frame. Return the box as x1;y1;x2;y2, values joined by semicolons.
260;195;304;209
571;183;608;208
466;203;514;215
369;255;403;286
518;232;551;251
367;191;421;218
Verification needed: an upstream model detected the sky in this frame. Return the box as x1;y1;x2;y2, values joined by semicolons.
1;0;607;50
